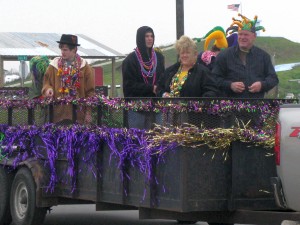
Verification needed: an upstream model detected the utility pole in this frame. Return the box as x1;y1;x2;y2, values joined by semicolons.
176;0;184;40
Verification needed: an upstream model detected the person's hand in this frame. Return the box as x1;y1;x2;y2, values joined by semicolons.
248;81;262;93
162;92;171;98
230;82;245;93
153;85;157;95
45;88;54;97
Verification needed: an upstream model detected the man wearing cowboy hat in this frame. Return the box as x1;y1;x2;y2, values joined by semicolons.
42;34;95;124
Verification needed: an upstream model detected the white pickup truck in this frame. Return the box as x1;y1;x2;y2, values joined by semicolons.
273;103;300;213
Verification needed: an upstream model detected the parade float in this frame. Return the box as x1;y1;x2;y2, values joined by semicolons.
2;88;300;225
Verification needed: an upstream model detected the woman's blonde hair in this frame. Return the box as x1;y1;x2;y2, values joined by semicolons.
175;35;197;54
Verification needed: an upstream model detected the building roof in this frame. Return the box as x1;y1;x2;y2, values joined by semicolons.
0;32;125;60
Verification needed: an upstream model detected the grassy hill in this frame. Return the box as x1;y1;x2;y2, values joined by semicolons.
254;37;300;64
277;66;300;98
94;36;300;98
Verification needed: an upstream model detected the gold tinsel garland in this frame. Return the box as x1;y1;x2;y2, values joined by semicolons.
148;122;274;150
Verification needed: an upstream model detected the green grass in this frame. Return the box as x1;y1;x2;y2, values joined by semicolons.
277;66;300;98
102;61;123;85
254;37;300;64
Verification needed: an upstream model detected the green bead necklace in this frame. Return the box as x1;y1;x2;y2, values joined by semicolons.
169;66;188;97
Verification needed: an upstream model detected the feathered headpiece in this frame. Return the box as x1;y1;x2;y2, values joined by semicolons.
201;26;228;51
195;26;238;51
29;56;50;96
30;56;49;76
230;13;266;33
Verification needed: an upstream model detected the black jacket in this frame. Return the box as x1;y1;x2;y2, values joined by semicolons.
122;26;165;97
157;62;219;97
213;45;279;98
122;51;165;97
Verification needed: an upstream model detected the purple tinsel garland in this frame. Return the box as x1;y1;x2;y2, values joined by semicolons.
0;97;288;195
0;124;177;193
0;122;273;194
0;95;284;113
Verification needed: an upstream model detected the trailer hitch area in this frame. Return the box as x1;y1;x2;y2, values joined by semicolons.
271;177;287;209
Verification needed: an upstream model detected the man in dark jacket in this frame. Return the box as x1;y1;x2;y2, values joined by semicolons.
122;26;165;97
213;14;279;98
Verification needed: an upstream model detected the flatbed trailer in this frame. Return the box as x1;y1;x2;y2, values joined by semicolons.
1;95;300;225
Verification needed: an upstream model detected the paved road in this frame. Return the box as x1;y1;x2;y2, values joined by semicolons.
43;204;208;225
41;204;300;225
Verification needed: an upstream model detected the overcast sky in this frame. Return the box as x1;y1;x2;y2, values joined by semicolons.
1;0;299;70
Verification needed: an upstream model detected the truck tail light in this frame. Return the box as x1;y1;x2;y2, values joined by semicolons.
274;122;281;165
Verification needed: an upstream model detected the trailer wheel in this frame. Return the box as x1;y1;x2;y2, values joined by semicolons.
177;220;198;224
10;167;47;225
0;166;13;225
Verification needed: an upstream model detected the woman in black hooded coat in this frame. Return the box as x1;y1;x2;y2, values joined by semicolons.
122;26;165;97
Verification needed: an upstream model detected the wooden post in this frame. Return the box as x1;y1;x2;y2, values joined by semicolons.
20;60;25;87
111;57;116;97
176;0;184;40
272;53;279;98
265;53;279;98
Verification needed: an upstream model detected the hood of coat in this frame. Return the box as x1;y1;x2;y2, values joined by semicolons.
136;26;155;61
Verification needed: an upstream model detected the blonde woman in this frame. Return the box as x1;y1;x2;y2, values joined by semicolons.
158;35;218;97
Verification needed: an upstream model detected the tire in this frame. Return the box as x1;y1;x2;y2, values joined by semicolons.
177;220;198;224
10;167;47;225
0;166;13;225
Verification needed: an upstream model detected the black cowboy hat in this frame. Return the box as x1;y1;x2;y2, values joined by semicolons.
57;34;80;46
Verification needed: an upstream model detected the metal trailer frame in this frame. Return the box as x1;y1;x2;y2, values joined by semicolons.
1;97;300;225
